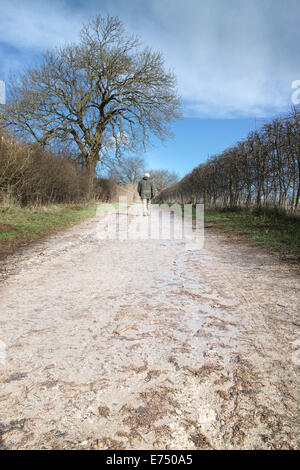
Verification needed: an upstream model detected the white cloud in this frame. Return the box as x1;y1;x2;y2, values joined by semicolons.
0;1;81;49
0;0;299;118
128;0;299;118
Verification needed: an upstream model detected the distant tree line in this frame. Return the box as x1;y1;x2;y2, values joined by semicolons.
157;109;300;213
106;154;178;191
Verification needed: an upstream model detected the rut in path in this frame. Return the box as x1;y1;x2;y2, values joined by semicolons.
0;205;299;450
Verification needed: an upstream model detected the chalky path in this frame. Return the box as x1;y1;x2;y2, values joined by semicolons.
0;205;299;449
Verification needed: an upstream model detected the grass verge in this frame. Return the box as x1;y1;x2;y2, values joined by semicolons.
0;203;100;258
204;207;300;261
164;204;300;262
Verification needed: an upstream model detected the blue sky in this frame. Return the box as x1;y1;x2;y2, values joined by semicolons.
0;0;299;177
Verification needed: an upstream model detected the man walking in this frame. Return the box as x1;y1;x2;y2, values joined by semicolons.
137;172;156;216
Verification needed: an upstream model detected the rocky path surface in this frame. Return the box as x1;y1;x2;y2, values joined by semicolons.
0;204;299;450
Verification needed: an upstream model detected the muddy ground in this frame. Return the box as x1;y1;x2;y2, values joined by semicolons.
0;204;299;450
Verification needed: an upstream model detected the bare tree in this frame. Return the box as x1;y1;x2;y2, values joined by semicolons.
107;155;146;185
0;15;181;192
148;168;179;192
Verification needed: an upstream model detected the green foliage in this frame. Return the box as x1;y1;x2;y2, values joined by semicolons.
0;204;97;247
204;208;300;259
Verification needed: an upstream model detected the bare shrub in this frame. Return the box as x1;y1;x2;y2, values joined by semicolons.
0;132;89;205
94;178;139;203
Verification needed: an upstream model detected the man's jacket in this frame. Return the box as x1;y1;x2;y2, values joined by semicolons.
137;176;156;199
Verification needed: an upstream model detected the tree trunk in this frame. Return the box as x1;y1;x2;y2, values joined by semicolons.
86;157;97;196
229;176;234;208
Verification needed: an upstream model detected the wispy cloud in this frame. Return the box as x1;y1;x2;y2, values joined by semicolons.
0;0;299;118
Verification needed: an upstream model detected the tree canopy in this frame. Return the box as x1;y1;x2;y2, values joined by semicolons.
0;15;181;190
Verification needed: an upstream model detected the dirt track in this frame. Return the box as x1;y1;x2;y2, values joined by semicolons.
0;204;299;449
